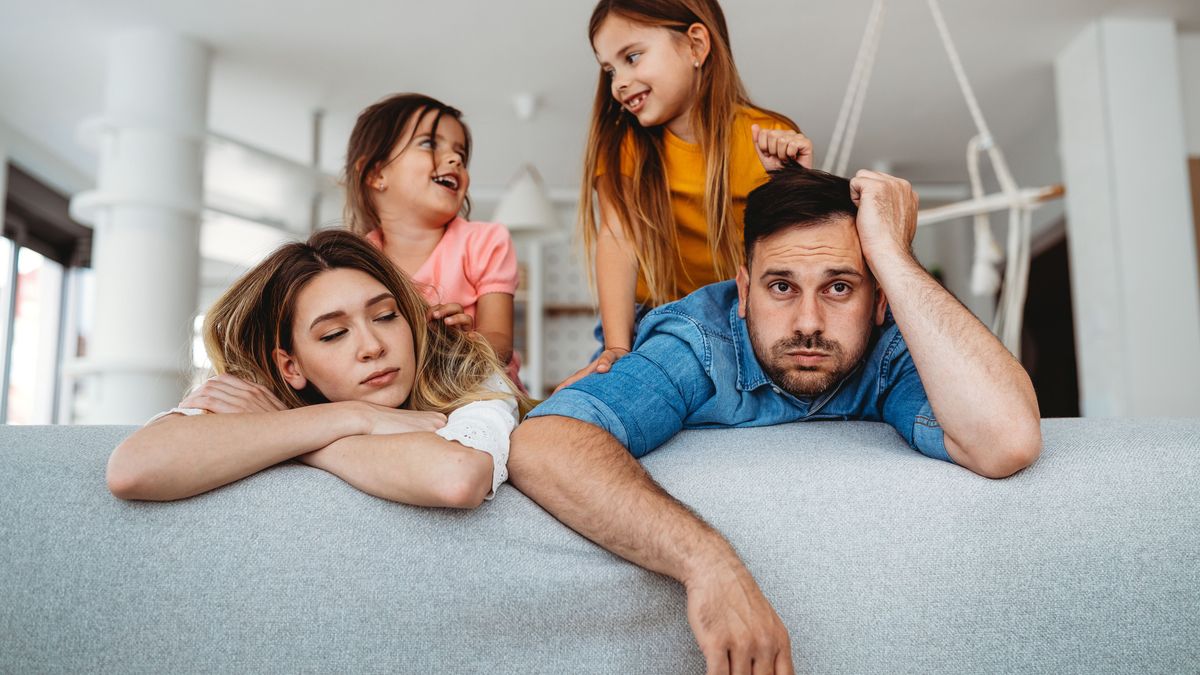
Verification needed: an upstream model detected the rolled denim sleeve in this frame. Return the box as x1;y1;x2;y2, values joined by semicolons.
528;331;713;458
878;336;953;463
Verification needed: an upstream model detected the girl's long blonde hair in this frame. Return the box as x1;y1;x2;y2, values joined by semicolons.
343;93;473;236
581;0;796;306
202;230;525;414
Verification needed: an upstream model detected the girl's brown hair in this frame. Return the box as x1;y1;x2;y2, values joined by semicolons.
202;230;525;414
343;93;473;236
580;0;796;306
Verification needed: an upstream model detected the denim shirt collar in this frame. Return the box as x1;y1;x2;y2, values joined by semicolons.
729;300;772;392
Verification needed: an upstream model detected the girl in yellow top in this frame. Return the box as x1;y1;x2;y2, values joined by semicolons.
564;0;814;388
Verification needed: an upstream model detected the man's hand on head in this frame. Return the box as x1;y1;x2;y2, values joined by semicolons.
848;170;919;269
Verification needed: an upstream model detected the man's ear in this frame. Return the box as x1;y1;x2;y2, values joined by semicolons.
686;23;711;67
736;264;750;319
873;284;888;326
272;348;308;391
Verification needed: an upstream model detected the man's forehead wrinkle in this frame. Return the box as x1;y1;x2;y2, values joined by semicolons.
757;243;861;268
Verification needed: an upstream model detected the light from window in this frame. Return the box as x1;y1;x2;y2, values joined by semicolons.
6;248;64;424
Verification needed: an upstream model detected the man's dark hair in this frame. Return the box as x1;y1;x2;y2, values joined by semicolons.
743;166;858;264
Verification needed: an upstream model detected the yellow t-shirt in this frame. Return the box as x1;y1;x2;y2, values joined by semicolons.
605;107;794;304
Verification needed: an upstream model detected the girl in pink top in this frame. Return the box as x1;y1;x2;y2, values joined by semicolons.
344;93;525;391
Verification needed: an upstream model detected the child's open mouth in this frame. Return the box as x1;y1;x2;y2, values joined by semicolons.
624;91;648;113
432;174;460;192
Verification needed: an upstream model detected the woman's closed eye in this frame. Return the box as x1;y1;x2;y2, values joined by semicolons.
374;311;398;323
319;329;348;343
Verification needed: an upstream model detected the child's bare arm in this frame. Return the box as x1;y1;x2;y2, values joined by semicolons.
474;292;514;365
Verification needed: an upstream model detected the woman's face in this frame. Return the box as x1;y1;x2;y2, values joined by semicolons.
275;267;417;408
372;110;470;228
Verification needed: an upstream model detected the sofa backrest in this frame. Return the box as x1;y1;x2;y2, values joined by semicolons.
2;419;1198;673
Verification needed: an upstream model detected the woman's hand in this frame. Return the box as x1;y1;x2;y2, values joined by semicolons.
554;347;630;394
752;124;814;171
351;401;448;436
178;374;287;414
428;303;473;330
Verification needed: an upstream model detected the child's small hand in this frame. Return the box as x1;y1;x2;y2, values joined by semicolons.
428;303;473;330
553;347;630;394
751;124;814;171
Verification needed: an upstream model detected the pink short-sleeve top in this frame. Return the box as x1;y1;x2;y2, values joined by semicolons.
368;217;518;317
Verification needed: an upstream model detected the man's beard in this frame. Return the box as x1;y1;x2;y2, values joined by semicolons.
747;308;867;399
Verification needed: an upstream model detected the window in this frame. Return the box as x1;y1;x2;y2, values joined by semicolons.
1;163;91;423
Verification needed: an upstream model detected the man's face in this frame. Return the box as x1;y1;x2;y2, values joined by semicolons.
737;217;887;398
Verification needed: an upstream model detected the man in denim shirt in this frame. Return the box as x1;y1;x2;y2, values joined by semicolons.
509;167;1042;674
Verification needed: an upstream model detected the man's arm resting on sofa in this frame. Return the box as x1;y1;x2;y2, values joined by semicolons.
508;416;794;675
851;170;1041;478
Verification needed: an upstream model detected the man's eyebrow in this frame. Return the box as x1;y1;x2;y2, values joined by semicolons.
825;267;864;279
310;293;395;330
759;268;795;281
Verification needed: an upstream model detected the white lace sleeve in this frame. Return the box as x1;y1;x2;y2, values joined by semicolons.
434;374;520;500
146;407;206;425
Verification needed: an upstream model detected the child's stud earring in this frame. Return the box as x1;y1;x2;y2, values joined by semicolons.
377;182;386;192
693;60;700;68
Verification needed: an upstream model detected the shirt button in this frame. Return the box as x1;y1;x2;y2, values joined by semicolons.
772;386;781;394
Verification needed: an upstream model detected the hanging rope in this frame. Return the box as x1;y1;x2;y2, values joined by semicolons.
833;2;886;176
967;136;1004;298
822;0;1057;358
927;0;1031;356
823;0;886;174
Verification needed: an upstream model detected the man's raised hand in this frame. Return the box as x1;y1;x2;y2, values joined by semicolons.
848;170;919;267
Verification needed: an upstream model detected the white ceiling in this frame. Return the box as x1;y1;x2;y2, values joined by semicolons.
2;0;1199;194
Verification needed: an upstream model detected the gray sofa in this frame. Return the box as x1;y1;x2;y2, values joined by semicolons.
2;418;1198;673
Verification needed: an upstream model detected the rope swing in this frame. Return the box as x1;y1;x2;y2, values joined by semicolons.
824;0;1064;358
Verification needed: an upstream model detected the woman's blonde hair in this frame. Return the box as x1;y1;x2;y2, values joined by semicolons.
343;93;473;236
202;229;525;414
580;0;796;306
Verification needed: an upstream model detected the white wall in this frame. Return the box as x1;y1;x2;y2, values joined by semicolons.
0;117;93;196
1055;18;1200;417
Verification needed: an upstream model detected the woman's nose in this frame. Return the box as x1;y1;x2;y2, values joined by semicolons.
358;331;386;361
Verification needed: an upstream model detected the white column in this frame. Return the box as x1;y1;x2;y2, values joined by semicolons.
69;31;210;423
525;238;544;398
1055;18;1200;417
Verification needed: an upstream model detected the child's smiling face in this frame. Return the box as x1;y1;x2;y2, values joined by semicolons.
593;15;704;136
372;109;470;228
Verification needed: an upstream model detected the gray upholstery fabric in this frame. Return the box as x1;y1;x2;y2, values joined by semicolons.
1;419;1197;674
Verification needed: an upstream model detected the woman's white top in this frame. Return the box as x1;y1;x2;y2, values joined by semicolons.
150;373;520;500
433;374;519;500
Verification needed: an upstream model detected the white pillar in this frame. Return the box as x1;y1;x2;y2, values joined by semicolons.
525;238;544;398
69;31;210;423
1055;18;1200;417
